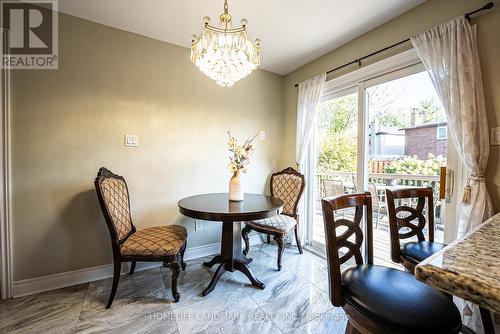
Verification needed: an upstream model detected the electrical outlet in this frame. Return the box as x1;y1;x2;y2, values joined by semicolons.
259;130;266;140
195;220;204;231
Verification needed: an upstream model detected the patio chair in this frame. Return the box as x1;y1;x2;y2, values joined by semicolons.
322;179;347;218
368;183;387;228
322;178;345;197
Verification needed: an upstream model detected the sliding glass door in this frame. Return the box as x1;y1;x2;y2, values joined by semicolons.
364;70;447;268
307;55;454;261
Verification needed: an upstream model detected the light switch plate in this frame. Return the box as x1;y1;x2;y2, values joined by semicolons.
491;127;500;146
259;130;266;141
124;134;139;147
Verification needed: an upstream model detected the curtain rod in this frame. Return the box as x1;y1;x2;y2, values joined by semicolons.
293;2;494;88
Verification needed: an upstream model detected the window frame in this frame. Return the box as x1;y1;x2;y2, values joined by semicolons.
437;125;447;140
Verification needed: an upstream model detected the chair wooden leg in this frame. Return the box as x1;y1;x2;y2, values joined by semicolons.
129;261;137;275
267;235;271;244
106;260;121;309
165;258;181;302
275;235;285;271
242;225;252;255
294;226;303;254
180;242;187;271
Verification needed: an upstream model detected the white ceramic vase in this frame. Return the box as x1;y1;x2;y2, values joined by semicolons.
229;170;244;201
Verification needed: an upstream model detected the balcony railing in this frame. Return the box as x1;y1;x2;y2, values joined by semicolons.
316;171;440;196
313;171;444;267
315;171;443;224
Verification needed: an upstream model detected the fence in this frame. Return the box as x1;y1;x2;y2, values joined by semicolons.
368;160;393;173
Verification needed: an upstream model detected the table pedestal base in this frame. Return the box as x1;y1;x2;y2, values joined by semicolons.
202;221;265;296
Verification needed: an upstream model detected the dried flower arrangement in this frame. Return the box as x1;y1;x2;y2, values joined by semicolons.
227;131;256;175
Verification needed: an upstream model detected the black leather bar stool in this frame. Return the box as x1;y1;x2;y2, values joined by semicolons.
322;192;463;334
385;187;447;273
386;187;493;333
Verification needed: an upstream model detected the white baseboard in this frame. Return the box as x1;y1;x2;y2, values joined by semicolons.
12;234;264;298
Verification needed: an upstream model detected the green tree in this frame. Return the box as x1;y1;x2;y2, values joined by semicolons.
317;94;357;135
417;98;443;124
377;110;407;128
317;135;357;173
316;94;358;172
367;84;408;128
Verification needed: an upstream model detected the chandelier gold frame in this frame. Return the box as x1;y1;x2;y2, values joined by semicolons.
190;0;261;87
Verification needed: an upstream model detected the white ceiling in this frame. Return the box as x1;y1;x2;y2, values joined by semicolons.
58;0;425;75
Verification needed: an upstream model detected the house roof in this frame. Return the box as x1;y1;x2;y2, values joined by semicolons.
401;121;447;131
373;124;404;136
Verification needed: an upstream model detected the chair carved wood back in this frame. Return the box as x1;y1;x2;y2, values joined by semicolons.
322;192;373;306
94;167;136;249
270;167;305;218
385;187;434;263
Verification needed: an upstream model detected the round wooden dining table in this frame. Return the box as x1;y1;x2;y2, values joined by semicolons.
178;193;284;296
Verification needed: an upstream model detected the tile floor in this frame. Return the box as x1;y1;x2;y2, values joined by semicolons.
0;243;349;334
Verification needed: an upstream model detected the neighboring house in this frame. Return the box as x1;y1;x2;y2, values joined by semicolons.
368;122;405;158
402;122;447;159
368;119;448;161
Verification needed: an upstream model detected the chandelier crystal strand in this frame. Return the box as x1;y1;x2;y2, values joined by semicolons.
190;0;261;87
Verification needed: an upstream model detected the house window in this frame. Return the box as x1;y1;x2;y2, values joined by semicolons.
437;126;447;140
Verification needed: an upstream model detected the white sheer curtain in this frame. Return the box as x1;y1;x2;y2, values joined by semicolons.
295;73;326;246
296;74;326;169
411;16;493;333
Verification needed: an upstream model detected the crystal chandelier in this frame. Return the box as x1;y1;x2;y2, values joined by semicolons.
190;0;261;87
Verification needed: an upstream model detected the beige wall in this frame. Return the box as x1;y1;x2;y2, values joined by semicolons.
282;0;500;211
11;0;500;281
11;13;284;280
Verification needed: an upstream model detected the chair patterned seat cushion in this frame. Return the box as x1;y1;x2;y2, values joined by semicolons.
246;215;297;235
121;225;187;257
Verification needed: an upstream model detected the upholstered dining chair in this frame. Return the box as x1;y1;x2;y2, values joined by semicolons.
94;167;188;308
322;192;463;334
386;187;447;273
242;167;305;271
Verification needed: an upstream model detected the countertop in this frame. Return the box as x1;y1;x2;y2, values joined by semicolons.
415;212;500;313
